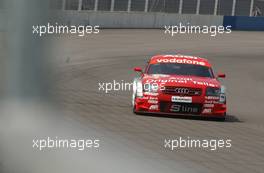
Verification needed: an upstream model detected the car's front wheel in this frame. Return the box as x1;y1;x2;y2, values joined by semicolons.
214;112;226;121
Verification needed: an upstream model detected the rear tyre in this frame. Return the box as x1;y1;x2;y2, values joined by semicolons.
216;117;226;121
215;112;226;121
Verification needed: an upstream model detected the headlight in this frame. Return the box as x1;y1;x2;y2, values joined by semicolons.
143;83;159;93
206;87;220;96
219;93;226;103
219;86;226;103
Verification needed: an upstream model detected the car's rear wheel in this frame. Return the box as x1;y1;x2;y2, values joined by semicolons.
216;117;226;121
214;112;226;121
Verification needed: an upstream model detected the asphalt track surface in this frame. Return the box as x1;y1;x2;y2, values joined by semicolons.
52;30;264;173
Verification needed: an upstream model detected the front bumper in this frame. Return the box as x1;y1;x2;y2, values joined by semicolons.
134;93;226;117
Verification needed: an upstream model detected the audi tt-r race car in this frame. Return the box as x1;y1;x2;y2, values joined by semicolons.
132;54;227;120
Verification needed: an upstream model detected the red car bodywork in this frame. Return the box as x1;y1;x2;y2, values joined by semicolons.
133;55;226;118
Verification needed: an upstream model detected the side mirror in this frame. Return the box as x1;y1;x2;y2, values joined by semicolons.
217;73;226;78
134;67;143;73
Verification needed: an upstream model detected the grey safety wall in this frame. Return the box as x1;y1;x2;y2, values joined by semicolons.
51;11;224;28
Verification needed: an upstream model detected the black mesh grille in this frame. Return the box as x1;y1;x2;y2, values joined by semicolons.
162;87;202;96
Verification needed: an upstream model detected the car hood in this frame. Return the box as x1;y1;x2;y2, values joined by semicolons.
142;74;220;88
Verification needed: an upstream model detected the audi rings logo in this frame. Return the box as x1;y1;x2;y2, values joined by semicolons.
174;88;189;94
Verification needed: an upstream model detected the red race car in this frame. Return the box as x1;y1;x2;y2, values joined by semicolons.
132;54;227;120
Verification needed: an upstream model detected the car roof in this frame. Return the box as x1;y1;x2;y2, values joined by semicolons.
149;54;211;67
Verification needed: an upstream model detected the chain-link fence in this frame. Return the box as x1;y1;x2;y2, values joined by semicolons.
49;0;264;17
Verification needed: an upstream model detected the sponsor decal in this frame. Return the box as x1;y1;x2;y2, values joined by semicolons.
142;96;150;100
149;96;158;100
148;100;159;104
171;96;192;103
170;104;198;113
144;92;159;96
149;105;159;110
193;81;216;87
146;78;191;83
205;96;219;104
142;96;158;101
203;104;214;108
163;55;199;59
202;108;212;114
204;100;219;104
156;58;206;66
145;78;217;87
205;96;219;100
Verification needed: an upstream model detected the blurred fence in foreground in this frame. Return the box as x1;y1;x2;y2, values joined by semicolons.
47;0;264;17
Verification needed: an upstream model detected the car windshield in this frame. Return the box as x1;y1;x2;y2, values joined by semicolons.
147;63;214;78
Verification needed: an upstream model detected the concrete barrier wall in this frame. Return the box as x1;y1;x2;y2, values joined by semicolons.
51;11;224;28
3;10;264;31
224;16;264;31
